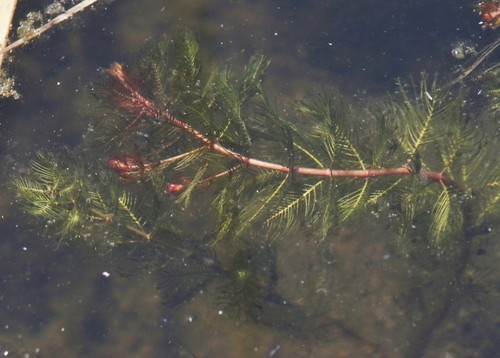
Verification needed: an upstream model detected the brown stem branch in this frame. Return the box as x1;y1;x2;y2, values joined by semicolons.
160;99;457;186
109;63;458;187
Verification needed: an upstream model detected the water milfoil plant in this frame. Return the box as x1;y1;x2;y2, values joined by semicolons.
13;32;499;247
9;27;500;357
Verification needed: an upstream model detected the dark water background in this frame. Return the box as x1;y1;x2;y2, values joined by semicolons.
0;0;499;357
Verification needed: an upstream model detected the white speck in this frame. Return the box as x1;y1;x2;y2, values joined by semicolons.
274;31;278;36
57;82;61;86
383;253;390;260
269;344;281;357
102;271;110;278
424;91;433;101
328;42;333;46
22;246;27;251
218;310;223;315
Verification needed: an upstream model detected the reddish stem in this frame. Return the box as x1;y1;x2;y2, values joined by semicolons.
421;170;456;187
109;63;457;187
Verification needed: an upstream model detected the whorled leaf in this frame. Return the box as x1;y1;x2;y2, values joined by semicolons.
429;184;463;242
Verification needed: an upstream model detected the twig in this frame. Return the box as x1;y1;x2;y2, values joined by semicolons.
0;0;18;68
447;37;500;86
0;0;100;57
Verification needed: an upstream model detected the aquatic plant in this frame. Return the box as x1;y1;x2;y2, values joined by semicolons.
476;0;500;29
9;26;500;357
12;31;498;247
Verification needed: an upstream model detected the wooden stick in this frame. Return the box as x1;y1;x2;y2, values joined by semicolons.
0;0;18;68
0;0;99;57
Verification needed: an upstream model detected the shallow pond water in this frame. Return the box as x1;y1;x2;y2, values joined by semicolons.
1;1;499;357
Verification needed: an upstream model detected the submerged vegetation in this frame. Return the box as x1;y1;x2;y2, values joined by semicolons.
10;22;500;357
13;32;499;245
13;31;499;245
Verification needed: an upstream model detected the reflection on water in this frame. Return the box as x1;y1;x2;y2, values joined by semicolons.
1;0;499;357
